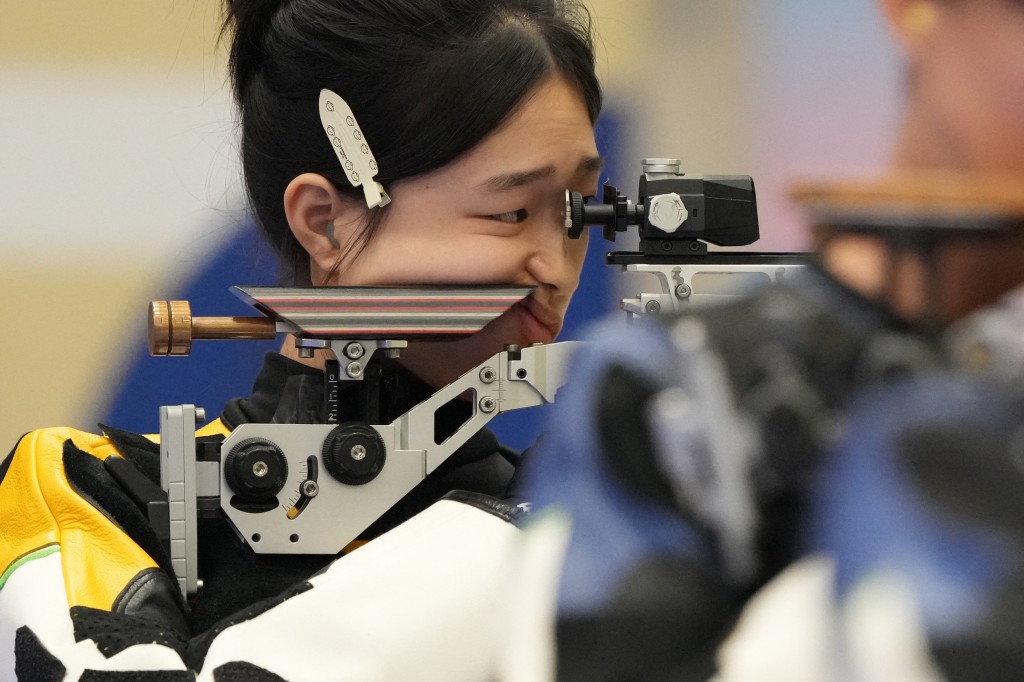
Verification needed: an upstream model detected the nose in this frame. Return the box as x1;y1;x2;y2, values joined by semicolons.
525;211;587;294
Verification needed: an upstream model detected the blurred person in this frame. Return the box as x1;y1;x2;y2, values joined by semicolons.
0;0;604;678
821;0;1024;328
521;0;1024;679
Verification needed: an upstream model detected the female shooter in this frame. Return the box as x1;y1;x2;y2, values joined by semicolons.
0;0;603;679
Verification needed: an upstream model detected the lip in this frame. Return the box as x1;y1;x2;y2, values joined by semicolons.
512;295;561;344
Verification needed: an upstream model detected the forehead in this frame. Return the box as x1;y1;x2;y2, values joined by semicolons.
444;75;599;181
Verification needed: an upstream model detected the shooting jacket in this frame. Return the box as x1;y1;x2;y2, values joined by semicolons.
0;353;526;680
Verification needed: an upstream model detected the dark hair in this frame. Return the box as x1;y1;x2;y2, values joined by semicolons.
222;0;602;285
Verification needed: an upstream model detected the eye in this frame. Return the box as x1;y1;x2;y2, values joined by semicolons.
490;208;529;224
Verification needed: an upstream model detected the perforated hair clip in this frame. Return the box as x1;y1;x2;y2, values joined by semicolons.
319;89;391;209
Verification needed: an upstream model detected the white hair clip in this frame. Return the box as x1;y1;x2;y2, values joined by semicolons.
319;89;391;209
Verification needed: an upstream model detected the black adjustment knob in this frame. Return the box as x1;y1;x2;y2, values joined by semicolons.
567;190;586;239
603;185;621;242
224;438;289;498
322;423;386;485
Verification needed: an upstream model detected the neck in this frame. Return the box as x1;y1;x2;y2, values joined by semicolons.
391;339;476;391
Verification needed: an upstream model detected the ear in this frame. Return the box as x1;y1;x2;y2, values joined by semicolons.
879;0;939;57
283;173;368;284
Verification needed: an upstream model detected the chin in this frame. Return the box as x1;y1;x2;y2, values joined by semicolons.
403;306;563;388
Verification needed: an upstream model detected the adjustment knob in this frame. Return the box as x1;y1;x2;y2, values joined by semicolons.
149;300;193;356
322;423;386;485
648;193;689;233
642;158;682;174
566;190;586;239
224;438;289;498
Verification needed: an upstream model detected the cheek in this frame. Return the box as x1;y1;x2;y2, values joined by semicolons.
567;232;589;277
400;234;535;284
573;231;589;262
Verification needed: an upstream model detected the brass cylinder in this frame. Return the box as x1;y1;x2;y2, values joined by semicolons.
148;300;277;356
191;316;278;340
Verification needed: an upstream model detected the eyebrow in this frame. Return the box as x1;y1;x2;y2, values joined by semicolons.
480;155;605;192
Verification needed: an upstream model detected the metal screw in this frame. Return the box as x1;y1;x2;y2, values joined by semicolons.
301;480;319;497
346;361;363;378
351;444;367;461
386;348;401;359
479;367;496;384
298;347;314;359
675;284;692;299
195;408;206;424
344;342;365;360
252;461;268;478
645;300;661;314
516;368;528;379
479;396;497;413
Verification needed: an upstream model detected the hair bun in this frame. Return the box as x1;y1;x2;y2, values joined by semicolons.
222;0;287;100
223;0;285;26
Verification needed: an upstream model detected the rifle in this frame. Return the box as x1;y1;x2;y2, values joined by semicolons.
149;158;807;598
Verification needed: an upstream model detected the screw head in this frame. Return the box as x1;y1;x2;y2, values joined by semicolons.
479;367;496;384
346;361;363;378
645;300;662;314
301;480;319;497
344;342;365;360
252;461;268;477
479;397;497;413
350;444;367;461
675;284;692;299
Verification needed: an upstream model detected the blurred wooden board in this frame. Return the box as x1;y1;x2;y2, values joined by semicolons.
790;172;1024;232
